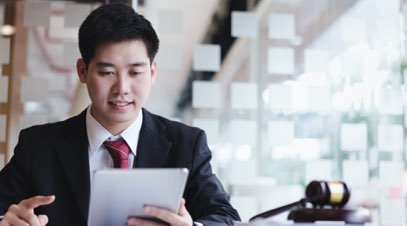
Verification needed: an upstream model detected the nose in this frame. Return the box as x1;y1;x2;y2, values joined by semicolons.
113;74;130;95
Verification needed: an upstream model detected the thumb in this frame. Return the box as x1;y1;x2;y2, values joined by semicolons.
38;214;49;225
178;198;187;216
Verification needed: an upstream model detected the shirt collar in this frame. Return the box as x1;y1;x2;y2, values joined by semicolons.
86;106;143;157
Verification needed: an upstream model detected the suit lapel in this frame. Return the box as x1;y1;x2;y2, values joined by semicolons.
135;109;172;168
54;110;90;221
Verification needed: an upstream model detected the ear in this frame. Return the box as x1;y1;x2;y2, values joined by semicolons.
76;58;87;83
150;61;157;85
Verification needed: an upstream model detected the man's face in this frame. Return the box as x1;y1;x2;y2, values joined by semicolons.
77;40;156;134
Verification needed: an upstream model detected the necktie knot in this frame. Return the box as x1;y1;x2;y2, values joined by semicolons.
103;139;130;168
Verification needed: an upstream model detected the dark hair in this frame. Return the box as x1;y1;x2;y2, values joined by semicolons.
78;2;159;67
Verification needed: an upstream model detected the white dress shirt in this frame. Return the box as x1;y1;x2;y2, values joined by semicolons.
86;106;142;185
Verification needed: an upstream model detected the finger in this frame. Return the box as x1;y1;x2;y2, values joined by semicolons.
15;205;44;226
178;198;187;216
6;203;41;226
20;195;55;210
126;217;139;226
3;210;27;226
145;206;187;226
18;212;41;226
126;217;164;226
18;196;54;226
38;214;49;225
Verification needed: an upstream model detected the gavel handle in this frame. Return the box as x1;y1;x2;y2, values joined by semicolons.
249;199;307;221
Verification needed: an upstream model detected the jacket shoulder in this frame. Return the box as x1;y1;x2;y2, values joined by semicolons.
143;110;203;138
20;112;85;137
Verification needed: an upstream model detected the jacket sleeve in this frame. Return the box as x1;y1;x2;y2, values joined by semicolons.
184;130;241;226
0;129;31;214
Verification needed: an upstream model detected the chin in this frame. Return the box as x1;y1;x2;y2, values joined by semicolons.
113;114;138;123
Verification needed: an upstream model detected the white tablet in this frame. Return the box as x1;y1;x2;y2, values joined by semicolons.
88;168;189;226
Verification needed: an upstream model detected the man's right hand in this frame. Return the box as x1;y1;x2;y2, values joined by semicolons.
0;195;55;226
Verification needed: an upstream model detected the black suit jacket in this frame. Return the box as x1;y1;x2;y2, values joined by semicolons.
0;109;240;226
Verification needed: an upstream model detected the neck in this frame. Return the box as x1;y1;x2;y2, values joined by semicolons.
103;121;134;136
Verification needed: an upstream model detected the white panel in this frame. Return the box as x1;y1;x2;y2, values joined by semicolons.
230;196;258;222
378;124;403;152
304;49;329;73
268;13;295;39
192;119;219;145
267;47;294;75
307;86;331;112
377;19;399;43
305;160;332;184
0;154;4;170
231;83;257;110
47;44;64;66
378;88;403;115
48;15;77;40
63;42;80;66
231;11;257;38
259;185;303;222
20;115;48;130
193;44;220;72
24;1;51;27
342;52;364;81
267;120;294;146
291;83;307;111
340;123;367;151
340;17;366;42
343;160;369;187
0;76;8;103
155;44;182;70
380;198;405;226
228;159;256;185
379;161;404;188
268;84;292;111
64;3;91;28
192;81;221;108
229;120;256;146
48;75;67;92
376;0;399;17
158;10;183;34
0;38;10;64
0;115;6;142
21;77;48;102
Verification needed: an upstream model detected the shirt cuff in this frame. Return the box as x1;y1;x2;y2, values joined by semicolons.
193;222;203;226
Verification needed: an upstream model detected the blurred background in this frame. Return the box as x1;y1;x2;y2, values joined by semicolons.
1;0;407;224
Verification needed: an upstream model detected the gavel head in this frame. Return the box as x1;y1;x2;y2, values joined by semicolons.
305;180;350;207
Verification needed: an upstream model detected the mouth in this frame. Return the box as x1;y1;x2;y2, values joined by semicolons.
109;101;134;109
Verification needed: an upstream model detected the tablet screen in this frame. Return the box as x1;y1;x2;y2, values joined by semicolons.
88;168;189;226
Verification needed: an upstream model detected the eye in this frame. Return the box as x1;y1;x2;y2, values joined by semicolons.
98;71;115;76
130;71;143;77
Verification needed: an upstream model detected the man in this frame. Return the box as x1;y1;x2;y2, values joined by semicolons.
0;2;240;226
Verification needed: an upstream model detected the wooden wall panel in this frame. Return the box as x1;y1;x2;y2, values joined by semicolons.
0;1;27;165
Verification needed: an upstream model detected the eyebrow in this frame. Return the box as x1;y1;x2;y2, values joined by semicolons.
130;62;148;67
95;62;114;67
95;61;148;68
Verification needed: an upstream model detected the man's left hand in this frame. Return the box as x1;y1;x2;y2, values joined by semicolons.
126;198;193;226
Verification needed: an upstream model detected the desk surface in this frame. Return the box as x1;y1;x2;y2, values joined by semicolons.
234;220;365;226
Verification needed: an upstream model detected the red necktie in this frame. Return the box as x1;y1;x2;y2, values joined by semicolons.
103;139;130;168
